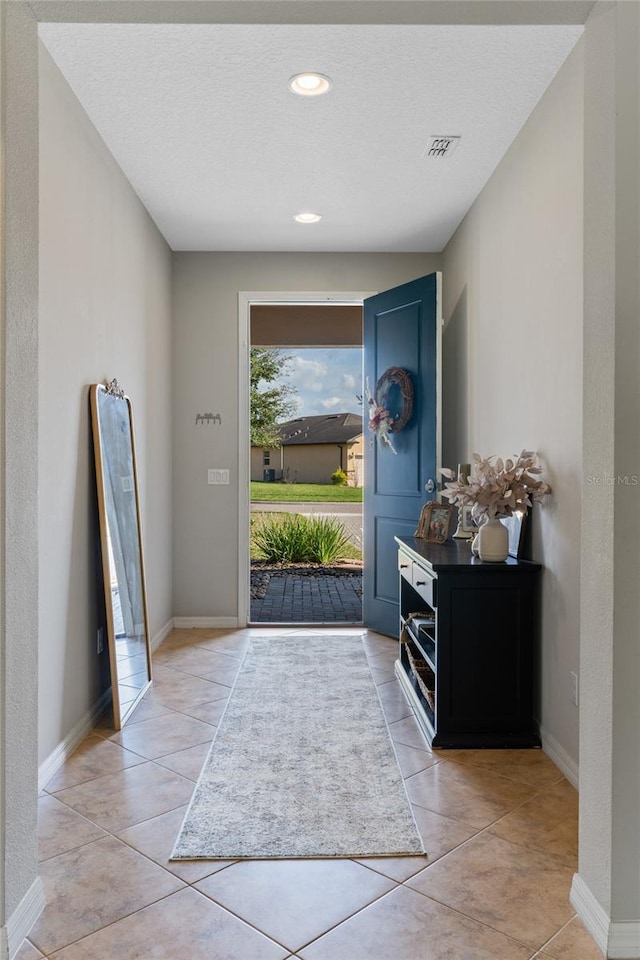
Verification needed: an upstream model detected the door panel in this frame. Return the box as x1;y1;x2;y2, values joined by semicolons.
373;516;420;604
363;274;440;637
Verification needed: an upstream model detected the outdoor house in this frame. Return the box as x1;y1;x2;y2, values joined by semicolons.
252;413;364;485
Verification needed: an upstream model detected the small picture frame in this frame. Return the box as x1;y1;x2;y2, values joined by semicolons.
460;505;476;535
416;501;453;542
500;510;528;559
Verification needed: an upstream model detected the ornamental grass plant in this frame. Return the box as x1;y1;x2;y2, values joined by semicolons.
252;513;352;565
308;516;353;564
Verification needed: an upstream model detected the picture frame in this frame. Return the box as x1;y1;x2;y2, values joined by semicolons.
500;510;528;559
460;505;476;535
416;501;453;542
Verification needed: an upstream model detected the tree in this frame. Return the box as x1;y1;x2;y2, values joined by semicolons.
250;348;297;448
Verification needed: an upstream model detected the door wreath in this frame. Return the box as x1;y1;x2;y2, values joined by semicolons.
366;366;414;453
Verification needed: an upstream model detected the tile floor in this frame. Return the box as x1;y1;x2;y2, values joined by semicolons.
26;627;603;960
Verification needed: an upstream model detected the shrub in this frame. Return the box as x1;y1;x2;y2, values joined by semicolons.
307;516;352;564
331;467;349;486
252;513;351;565
252;514;309;563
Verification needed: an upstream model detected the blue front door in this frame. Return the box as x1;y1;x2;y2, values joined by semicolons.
363;273;441;637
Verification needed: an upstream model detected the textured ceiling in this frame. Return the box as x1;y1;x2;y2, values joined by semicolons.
39;23;583;252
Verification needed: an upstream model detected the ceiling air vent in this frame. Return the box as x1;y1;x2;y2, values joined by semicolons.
422;136;461;159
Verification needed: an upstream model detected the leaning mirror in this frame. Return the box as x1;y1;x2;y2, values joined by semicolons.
90;379;152;729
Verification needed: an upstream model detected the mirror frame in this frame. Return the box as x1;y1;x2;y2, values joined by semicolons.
90;380;152;729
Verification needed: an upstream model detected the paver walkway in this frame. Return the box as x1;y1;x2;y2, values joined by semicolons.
250;570;362;623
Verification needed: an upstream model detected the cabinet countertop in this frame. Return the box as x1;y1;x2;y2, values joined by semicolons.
395;536;542;573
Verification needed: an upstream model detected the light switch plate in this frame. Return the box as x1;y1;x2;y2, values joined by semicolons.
208;469;230;485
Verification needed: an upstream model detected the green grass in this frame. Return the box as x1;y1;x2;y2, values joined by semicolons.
250;481;363;503
250;511;362;562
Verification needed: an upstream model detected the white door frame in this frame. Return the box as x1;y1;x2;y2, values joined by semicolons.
237;290;376;626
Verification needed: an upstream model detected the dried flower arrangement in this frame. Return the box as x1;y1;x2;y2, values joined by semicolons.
365;377;397;453
441;450;552;522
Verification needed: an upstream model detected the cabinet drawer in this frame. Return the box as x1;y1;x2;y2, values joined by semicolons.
398;551;412;576
412;563;436;608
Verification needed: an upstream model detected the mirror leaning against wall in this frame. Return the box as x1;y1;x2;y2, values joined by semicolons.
90;380;152;730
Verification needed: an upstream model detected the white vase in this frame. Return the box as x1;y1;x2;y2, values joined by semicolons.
477;517;509;562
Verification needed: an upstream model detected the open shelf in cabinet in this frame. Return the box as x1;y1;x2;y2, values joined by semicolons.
398;638;435;741
401;615;436;670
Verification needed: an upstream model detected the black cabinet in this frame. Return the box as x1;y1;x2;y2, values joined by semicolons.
395;536;541;749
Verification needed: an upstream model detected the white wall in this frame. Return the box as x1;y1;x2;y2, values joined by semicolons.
172;253;439;618
442;41;584;769
38;44;173;764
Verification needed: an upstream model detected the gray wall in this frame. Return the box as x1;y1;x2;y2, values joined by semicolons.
172;253;440;618
38;45;173;763
1;0;41;933
442;41;584;769
578;0;640;937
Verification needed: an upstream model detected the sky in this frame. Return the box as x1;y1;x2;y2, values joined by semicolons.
277;348;363;420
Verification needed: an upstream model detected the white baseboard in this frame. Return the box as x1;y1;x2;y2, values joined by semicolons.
570;872;640;958
608;921;640;958
172;616;239;629
570;873;609;955
0;876;45;960
540;726;579;788
151;617;174;652
38;688;112;791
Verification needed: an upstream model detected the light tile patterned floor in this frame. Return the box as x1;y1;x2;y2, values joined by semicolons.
24;627;603;960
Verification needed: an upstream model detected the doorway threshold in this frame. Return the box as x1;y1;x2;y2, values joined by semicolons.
248;621;365;629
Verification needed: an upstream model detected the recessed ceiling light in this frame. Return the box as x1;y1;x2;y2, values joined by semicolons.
288;73;332;97
294;213;322;224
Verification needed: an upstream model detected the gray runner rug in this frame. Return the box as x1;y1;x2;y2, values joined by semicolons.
171;635;423;859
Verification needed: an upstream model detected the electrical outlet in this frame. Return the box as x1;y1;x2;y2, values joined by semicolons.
97;626;105;655
570;670;578;706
